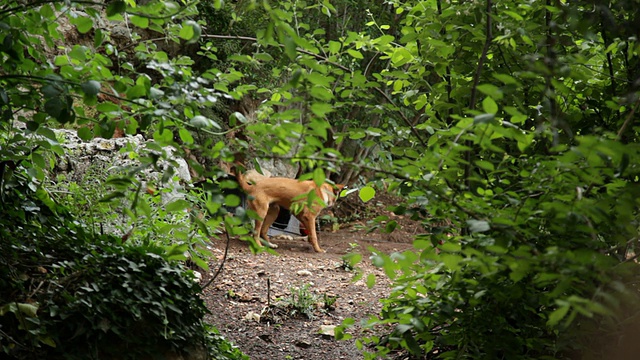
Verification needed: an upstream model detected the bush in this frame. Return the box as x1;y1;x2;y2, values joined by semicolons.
347;136;640;359
0;164;247;360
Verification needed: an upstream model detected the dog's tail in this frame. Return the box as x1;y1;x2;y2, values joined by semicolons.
231;161;252;192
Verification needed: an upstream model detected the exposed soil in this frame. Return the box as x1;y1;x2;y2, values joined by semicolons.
201;193;422;359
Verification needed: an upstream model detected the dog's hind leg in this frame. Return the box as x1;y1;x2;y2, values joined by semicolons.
250;202;277;249
259;204;279;248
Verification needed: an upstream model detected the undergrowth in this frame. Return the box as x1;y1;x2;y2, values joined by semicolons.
0;165;247;360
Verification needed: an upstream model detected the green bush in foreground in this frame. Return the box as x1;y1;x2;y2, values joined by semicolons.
0;166;247;360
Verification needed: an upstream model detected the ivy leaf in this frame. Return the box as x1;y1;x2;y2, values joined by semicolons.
17;303;38;318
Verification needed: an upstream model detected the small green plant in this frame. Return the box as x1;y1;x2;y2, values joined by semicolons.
319;213;340;231
340;242;361;271
322;293;338;311
281;284;319;319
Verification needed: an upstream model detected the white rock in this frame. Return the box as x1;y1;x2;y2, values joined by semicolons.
317;325;336;337
244;311;261;322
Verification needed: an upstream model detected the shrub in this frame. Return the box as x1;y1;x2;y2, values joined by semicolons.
0;164;247;360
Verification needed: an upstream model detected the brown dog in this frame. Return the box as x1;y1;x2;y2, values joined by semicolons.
235;168;343;253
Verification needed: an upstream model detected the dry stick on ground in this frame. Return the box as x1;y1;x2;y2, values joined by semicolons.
267;278;271;308
201;230;232;290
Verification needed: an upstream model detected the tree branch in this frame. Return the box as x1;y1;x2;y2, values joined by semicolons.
616;97;640;141
464;0;493;191
200;34;429;148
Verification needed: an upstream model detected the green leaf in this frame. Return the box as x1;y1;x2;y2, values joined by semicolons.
189;255;209;271
547;303;570;327
31;152;46;170
284;36;297;60
328;41;341;54
81;80;101;96
474;113;495;124
439;242;460;252
179;128;194;144
482;97;498;114
475;159;495;171
130;15;149;29
77;126;93;141
366;273;376;288
165;243;189;259
310;102;333;116
477;84;503;100
106;0;126;17
467;219;490;233
493;73;519;85
254;53;273;62
358;186;375;202
96;102;120;113
312;167;325;186
166;199;190;212
126;85;147;99
70;16;93;34
504;10;524;21
342;253;362;267
180;20;201;44
17;303;38;317
347;49;363;59
44;98;64;118
225;194;241;207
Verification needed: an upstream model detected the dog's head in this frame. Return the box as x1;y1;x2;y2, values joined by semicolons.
321;184;345;207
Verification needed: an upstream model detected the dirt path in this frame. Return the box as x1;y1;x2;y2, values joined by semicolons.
202;227;415;360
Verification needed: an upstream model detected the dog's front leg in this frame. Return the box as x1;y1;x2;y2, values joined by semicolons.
298;212;324;253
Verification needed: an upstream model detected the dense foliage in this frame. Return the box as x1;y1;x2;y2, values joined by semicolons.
0;165;247;359
1;0;639;358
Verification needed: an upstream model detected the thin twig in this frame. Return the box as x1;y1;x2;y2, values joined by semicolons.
464;0;493;191
201;228;232;290
200;34;429;148
616;97;640;141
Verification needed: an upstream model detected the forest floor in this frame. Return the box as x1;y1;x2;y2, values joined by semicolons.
201;193;422;360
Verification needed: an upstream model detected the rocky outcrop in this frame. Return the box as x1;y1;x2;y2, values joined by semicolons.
53;129;191;186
